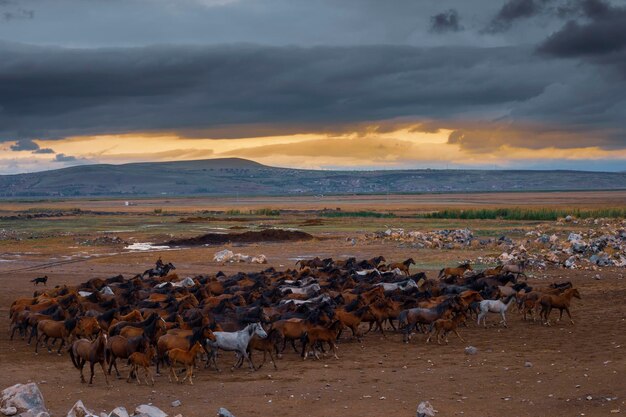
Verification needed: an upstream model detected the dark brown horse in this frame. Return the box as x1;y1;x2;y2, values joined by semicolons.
68;331;110;385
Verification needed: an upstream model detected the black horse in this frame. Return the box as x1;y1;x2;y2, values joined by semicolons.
31;276;48;286
141;262;176;279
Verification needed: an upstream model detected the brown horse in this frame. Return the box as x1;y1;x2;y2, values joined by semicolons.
398;298;461;343
301;321;343;360
166;342;204;385
35;318;77;354
334;304;371;342
438;262;472;280
75;316;102;340
235;328;284;370
104;334;149;377
68;331;110;385
127;345;156;386
539;288;581;325
156;326;216;374
426;314;466;344
386;258;416;275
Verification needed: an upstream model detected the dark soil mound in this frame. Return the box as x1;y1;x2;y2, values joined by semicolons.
166;229;314;246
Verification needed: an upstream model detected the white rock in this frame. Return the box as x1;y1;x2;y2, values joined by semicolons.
66;400;97;417
134;405;167;417
170;401;181;408
416;401;438;417
1;407;17;416
108;407;129;417
464;346;478;355
0;383;48;417
217;408;236;417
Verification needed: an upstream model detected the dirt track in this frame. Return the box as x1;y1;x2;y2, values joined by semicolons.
1;237;625;417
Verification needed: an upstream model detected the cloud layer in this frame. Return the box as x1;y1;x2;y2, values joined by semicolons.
0;0;624;172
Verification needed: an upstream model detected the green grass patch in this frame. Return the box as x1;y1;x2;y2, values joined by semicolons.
416;207;626;221
225;208;280;216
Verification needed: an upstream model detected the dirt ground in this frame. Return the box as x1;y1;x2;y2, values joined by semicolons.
1;196;625;417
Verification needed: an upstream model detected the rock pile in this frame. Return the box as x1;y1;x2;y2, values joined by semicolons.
368;219;626;270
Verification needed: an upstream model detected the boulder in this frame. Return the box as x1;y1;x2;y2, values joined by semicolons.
1;407;17;416
416;401;438;417
217;409;236;417
134;405;167;417
464;346;478;355
0;383;48;417
213;249;234;263
108;407;129;417
67;400;97;417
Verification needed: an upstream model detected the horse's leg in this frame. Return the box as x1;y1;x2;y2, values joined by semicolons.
331;341;339;360
126;365;134;384
148;367;155;386
301;337;308;360
100;360;110;386
388;318;397;331
501;312;507;328
558;308;564;322
565;307;574;324
56;337;65;354
244;349;256;371
454;329;465;342
89;361;96;385
269;349;278;370
290;338;299;353
78;358;87;384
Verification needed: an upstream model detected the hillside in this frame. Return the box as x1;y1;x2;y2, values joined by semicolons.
1;158;625;197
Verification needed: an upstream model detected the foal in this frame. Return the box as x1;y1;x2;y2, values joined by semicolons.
127;345;156;386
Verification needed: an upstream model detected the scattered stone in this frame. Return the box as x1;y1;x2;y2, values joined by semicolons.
170;401;181;408
108;407;129;417
464;346;478;355
524;361;533;368
587;396;593;401
0;383;48;417
67;400;97;417
134;405;167;417
1;407;17;416
416;401;438;417
217;408;236;417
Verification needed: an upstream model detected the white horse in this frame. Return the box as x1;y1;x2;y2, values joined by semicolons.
278;294;331;306
373;279;418;293
206;323;267;371
278;283;321;297
477;295;516;328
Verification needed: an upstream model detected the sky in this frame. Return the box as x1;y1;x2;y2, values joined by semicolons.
0;0;625;173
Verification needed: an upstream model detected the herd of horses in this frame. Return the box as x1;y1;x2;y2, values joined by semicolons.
8;256;581;386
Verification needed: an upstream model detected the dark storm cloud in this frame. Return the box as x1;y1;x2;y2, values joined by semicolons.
538;0;626;57
430;9;462;33
485;0;549;32
32;148;55;154
0;41;624;151
54;153;76;162
10;139;39;151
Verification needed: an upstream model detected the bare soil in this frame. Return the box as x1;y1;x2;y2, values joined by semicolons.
1;195;625;417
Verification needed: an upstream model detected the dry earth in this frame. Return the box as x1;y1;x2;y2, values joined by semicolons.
1;195;625;417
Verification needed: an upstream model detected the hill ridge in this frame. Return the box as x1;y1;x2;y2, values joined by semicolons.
1;158;625;197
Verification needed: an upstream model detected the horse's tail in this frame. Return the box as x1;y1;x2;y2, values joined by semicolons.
68;344;80;369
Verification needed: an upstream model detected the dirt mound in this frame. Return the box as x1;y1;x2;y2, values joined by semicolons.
166;229;314;246
299;218;325;226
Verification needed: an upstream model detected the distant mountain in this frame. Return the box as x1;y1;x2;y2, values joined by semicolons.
1;158;625;197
